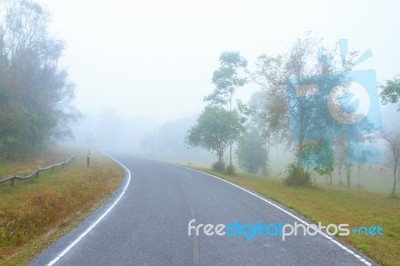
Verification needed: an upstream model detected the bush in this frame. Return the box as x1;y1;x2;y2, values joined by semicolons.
236;132;268;174
284;162;312;187
212;161;225;172
225;165;235;175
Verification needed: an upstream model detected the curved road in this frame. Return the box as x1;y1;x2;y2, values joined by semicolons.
30;155;374;266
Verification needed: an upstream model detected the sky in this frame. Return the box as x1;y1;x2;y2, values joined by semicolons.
37;0;400;125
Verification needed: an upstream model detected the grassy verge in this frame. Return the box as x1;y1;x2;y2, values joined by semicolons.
0;152;123;266
192;167;400;266
0;148;74;178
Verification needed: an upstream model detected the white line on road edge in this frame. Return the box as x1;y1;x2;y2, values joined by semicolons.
181;166;372;266
47;155;131;266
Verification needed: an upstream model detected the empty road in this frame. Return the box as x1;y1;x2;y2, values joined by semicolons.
30;155;374;266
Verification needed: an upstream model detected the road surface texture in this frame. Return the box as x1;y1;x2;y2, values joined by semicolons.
30;155;375;266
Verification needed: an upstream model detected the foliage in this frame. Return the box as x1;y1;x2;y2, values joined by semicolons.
225;164;235;175
380;75;400;111
185;106;245;163
204;51;248;110
253;36;380;191
0;0;79;159
284;162;312;187
203;51;248;168
212;161;226;172
254;36;353;169
302;138;334;184
236;132;269;174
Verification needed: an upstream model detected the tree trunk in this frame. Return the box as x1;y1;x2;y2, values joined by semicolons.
229;96;233;167
297;140;303;168
392;175;397;197
392;167;397;197
229;143;232;166
345;163;351;188
218;151;223;164
357;144;361;189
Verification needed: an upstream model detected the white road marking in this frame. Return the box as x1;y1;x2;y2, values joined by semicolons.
181;166;372;266
47;154;131;266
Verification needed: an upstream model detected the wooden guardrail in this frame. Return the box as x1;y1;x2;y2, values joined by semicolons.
0;154;78;188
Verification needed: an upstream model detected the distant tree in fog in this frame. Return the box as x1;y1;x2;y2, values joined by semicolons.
381;129;400;197
140;116;197;154
380;75;400;111
236;132;269;174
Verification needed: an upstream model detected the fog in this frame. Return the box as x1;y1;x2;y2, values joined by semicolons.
37;0;400;180
41;0;400;118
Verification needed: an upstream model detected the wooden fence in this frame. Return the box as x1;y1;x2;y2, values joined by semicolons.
0;154;78;188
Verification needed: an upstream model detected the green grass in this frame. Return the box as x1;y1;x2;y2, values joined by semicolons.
192;167;400;266
0;151;123;266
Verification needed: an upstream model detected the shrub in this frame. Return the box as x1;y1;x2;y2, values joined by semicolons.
212;161;225;172
225;165;235;175
284;162;312;187
236;132;268;174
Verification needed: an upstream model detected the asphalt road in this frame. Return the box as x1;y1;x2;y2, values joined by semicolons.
30;155;374;266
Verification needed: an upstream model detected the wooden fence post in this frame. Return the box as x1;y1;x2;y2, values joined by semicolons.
1;153;77;189
87;153;90;167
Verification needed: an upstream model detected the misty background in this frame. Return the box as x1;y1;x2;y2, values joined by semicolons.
33;0;400;191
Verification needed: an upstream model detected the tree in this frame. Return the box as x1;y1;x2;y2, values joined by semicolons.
254;36;379;188
381;129;400;197
236;132;269;174
331;103;376;188
334;137;346;185
302;137;334;184
204;51;248;169
380;76;400;111
0;0;78;159
254;37;350;169
186;106;244;170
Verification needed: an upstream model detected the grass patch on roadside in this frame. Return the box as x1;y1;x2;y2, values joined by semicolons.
0;148;74;178
193;167;400;266
0;152;123;266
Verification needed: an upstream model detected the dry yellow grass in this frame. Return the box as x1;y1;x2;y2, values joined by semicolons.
0;152;123;265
